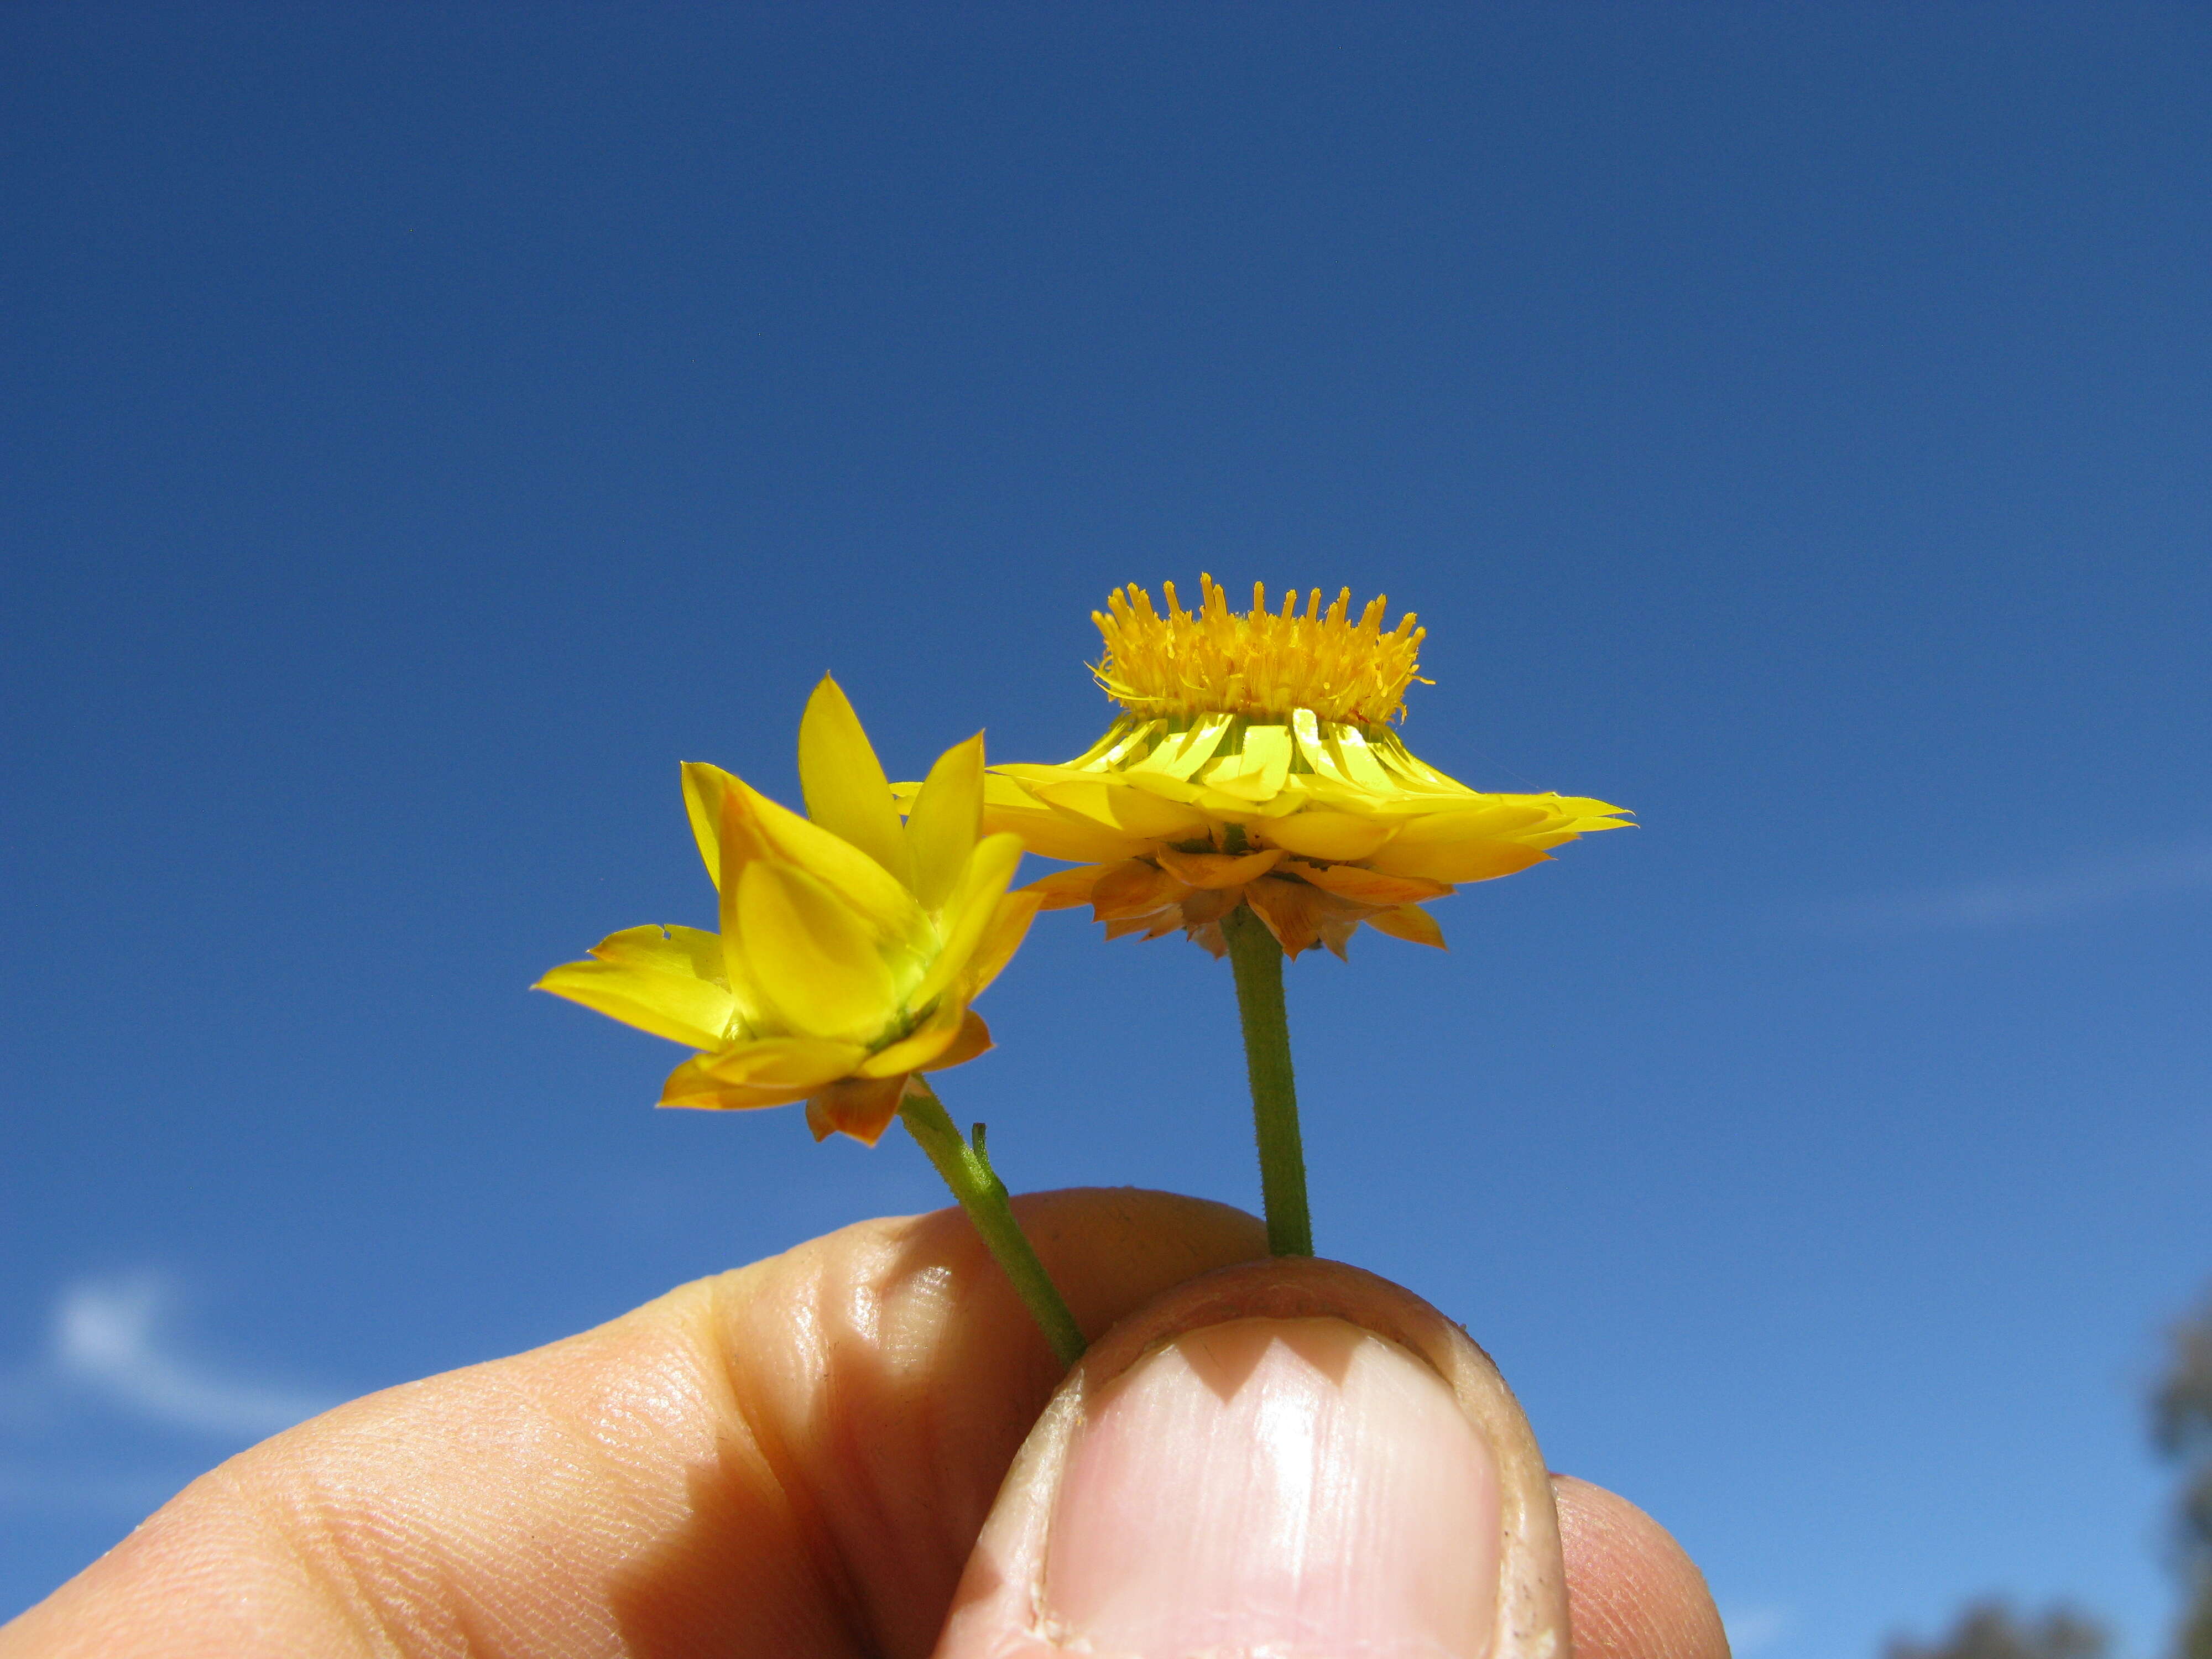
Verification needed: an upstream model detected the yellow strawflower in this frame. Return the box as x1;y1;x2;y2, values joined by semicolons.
982;575;1629;958
538;677;1037;1145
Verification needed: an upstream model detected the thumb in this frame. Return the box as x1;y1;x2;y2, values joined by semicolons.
933;1257;1569;1659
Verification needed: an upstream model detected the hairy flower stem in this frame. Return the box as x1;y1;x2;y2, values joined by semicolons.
1222;902;1314;1257
898;1083;1087;1366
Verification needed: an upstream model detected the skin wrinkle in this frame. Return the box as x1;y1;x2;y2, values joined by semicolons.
742;1221;936;1657
264;1305;763;1658
170;1455;406;1659
705;1259;882;1659
914;1243;1029;1634
421;1366;584;1653
774;1220;1004;1659
226;1455;426;1658
574;1341;704;1482
278;1376;567;1657
518;1400;672;1647
567;1280;858;1658
557;1341;726;1565
910;1270;981;1576
831;1251;943;1656
441;1363;634;1651
816;1255;920;1656
613;1280;816;1659
869;1238;984;1624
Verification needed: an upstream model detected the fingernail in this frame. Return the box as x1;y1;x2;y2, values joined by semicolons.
1040;1315;1500;1659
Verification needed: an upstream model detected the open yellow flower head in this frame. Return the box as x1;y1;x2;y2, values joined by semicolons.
536;677;1038;1145
979;576;1629;959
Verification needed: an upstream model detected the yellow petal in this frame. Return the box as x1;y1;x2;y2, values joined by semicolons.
535;955;737;1051
701;1033;870;1087
960;889;1041;997
1304;721;1399;792
980;773;1157;860
659;1056;815;1111
1200;722;1292;802
1363;830;1551;884
1550;794;1633;822
1032;778;1214;841
681;761;742;888
797;675;916;889
1155;845;1284;889
1259;811;1403;862
716;804;754;1006
589;922;726;985
983;803;1155;863
905;731;984;911
1292;773;1419;815
1418;800;1556;837
1181;782;1264;821
856;997;967;1077
1027;716;1165;774
1366;732;1469;792
1287;708;1338;778
592;920;771;1041
736;779;928;943
804;1076;909;1145
1124;714;1234;779
733;860;899;1040
1282;860;1453;906
1358;804;1558;880
906;832;1025;1011
1110;769;1210;806
712;796;779;1016
1365;904;1447;949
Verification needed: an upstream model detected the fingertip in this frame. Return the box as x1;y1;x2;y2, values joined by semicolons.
1003;1187;1269;1339
1553;1474;1730;1659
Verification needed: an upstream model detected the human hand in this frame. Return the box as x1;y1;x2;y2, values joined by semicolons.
0;1191;1727;1658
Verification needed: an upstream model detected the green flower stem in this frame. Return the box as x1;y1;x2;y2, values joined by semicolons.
897;1083;1087;1366
1222;902;1314;1258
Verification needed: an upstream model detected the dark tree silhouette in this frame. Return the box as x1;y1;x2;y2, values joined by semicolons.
2154;1285;2212;1659
1884;1600;2107;1659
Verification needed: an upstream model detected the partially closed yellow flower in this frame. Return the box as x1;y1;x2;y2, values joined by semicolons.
985;576;1629;957
538;677;1037;1145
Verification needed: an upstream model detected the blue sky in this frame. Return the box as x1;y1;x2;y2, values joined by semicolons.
4;6;2209;1654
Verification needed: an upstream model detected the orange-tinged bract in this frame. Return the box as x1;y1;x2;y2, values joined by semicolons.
537;678;1037;1145
969;576;1629;959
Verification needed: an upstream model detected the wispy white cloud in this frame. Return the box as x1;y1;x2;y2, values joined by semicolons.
1723;1603;1792;1655
1809;840;2212;932
34;1273;339;1441
0;1274;340;1522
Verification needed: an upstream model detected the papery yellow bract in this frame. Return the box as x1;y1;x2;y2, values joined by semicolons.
969;576;1629;959
537;677;1037;1145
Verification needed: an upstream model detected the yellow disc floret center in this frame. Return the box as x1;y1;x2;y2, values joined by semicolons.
1091;575;1428;724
